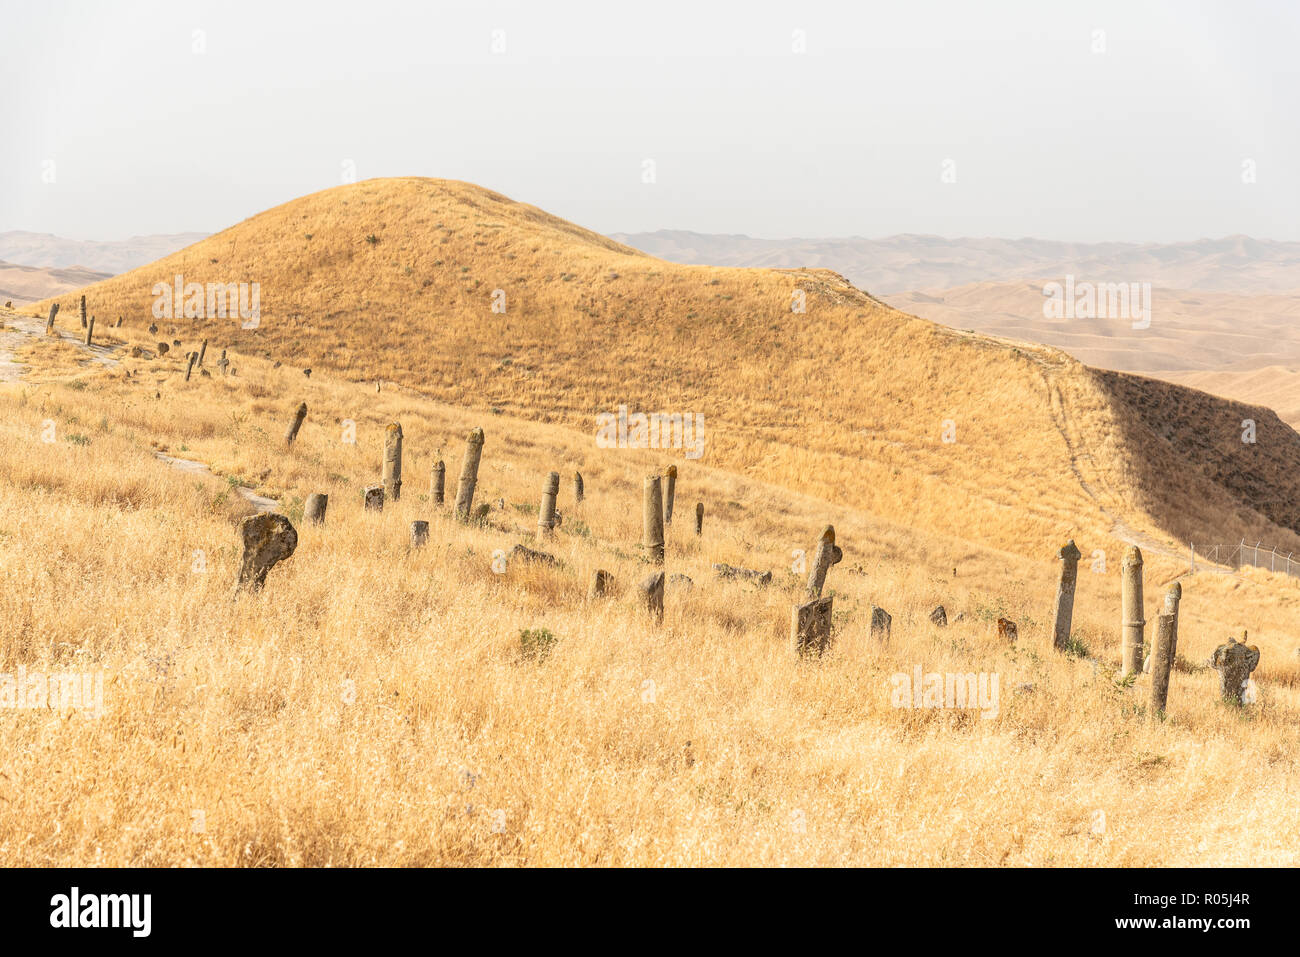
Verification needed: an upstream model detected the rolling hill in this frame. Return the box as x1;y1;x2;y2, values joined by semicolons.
611;230;1300;297
29;178;1300;560
0;261;111;305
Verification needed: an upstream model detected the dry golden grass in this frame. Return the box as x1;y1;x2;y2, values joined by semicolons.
2;329;1299;867
28;178;1300;561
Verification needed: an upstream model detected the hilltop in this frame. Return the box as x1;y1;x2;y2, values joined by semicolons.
29;178;1300;561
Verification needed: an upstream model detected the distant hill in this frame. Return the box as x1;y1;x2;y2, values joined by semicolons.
610;231;1300;297
0;261;111;305
0;230;208;274
30;178;1300;557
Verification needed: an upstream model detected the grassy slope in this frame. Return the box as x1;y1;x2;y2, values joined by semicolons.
29;178;1300;559
1;334;1298;866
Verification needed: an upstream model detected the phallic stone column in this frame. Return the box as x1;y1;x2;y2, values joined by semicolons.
45;302;59;335
574;471;584;504
805;525;843;600
643;474;665;565
1121;546;1145;677
792;595;834;657
430;458;445;505
453;428;485;522
184;351;197;381
538;471;561;535
663;465;677;526
1210;637;1260;705
79;295;87;329
284;402;307;445
1051;539;1082;652
695;502;703;536
1163;582;1182;660
382;423;403;502
84;316;95;347
410;521;429;548
198;339;208;367
588;569;612;599
363;485;385;511
638;570;665;623
304;493;328;525
237;513;298;591
1148;612;1177;716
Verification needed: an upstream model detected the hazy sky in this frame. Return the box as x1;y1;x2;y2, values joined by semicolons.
3;0;1297;242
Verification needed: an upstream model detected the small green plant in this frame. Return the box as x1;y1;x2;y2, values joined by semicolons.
65;433;90;446
519;628;558;661
365;234;379;245
1061;634;1091;659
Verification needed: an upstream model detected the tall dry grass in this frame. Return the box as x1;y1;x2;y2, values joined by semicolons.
1;335;1298;866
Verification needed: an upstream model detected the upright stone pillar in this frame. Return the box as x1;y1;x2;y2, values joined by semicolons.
643;474;665;565
538;471;560;535
453;428;485;522
1051;539;1082;651
383;423;403;502
1121;546;1145;677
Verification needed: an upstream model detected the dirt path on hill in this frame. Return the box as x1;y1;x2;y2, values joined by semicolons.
2;307;279;513
0;308;121;383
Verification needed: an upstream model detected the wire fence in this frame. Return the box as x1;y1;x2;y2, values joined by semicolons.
1193;541;1300;578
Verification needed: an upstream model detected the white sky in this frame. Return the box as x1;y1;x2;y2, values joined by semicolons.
2;0;1297;242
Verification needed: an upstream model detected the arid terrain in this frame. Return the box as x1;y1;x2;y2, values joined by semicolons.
3;178;1299;866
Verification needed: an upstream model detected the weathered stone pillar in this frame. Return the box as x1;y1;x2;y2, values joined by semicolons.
643;474;665;565
1121;546;1145;676
638;570;665;623
284;402;307;445
382;423;403;502
574;471;584;504
237;513;297;590
453;428;485;522
1051;539;1082;652
663;465;677;526
410;520;429;548
1148;612;1177;716
430;459;445;506
84;316;95;346
363;485;385;511
198;339;208;367
1210;637;1260;705
589;569;611;599
1163;582;1182;660
184;351;197;381
304;492;328;525
805;525;843;600
45;302;58;335
538;471;560;535
695;502;703;536
79;295;87;329
792;595;833;657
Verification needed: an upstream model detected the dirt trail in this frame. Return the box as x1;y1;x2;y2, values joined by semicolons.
0;309;121;382
154;452;280;513
2;307;279;513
